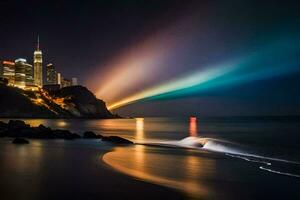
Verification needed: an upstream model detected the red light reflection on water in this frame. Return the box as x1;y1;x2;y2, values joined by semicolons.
189;117;198;137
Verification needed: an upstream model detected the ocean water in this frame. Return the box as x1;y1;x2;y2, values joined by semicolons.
3;117;300;199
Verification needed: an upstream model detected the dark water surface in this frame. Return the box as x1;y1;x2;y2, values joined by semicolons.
2;117;300;199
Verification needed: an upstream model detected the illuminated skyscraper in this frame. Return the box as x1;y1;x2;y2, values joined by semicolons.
25;62;34;86
46;63;57;84
34;36;43;87
14;58;27;88
0;61;15;85
57;72;61;85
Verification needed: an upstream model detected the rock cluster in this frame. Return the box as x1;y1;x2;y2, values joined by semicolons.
0;120;133;145
83;131;103;139
12;137;29;144
102;136;133;144
0;120;80;139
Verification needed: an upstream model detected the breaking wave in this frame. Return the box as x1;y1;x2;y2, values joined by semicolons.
142;136;300;178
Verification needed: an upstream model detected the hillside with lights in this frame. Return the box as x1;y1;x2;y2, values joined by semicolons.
0;84;115;119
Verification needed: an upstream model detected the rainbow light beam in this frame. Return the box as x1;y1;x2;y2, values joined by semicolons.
108;63;238;110
108;38;300;110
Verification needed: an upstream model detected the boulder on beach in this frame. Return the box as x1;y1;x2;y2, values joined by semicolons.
102;136;133;145
37;124;52;132
8;120;29;130
83;131;103;139
12;138;29;144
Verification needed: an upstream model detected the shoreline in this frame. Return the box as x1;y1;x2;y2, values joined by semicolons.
1;118;300;199
0;138;186;200
0;119;186;199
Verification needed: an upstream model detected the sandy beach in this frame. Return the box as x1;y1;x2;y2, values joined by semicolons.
0;139;185;200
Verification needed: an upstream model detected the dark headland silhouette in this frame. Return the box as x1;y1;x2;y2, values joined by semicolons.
0;84;116;118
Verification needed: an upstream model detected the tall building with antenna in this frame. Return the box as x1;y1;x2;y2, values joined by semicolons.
34;36;43;87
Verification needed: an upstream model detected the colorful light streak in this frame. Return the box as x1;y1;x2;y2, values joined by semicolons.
108;39;300;110
107;62;237;109
88;15;200;103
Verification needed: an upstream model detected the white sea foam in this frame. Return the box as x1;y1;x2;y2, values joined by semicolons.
259;166;300;178
226;154;272;165
142;136;300;178
142;136;300;165
163;136;300;165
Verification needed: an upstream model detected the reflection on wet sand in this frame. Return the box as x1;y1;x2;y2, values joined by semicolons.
103;117;216;199
0;140;45;199
3;140;44;171
135;118;145;169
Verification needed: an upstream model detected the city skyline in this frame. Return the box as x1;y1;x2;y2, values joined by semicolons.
0;2;300;200
0;35;78;90
0;1;299;116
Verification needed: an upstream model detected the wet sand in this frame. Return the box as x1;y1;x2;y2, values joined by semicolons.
0;139;185;200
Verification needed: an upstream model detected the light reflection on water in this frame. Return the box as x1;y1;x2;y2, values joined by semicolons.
3;117;215;198
0;140;46;199
1;117;300;199
4;140;44;172
189;117;198;137
56;120;68;127
103;117;215;199
5;118;193;141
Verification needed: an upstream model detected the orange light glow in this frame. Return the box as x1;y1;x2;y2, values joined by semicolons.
56;120;67;127
189;117;197;137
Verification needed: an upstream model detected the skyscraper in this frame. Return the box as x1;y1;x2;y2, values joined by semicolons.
25;62;34;86
0;61;15;85
34;36;43;87
14;58;27;88
46;63;57;84
57;72;61;85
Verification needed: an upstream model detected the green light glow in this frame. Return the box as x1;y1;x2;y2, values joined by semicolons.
108;38;300;110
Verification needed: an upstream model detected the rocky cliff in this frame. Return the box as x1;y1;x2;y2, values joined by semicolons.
0;84;114;118
53;86;114;118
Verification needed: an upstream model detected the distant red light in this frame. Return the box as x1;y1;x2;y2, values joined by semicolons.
189;117;197;137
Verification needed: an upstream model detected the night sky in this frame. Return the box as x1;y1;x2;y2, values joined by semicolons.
1;0;300;117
